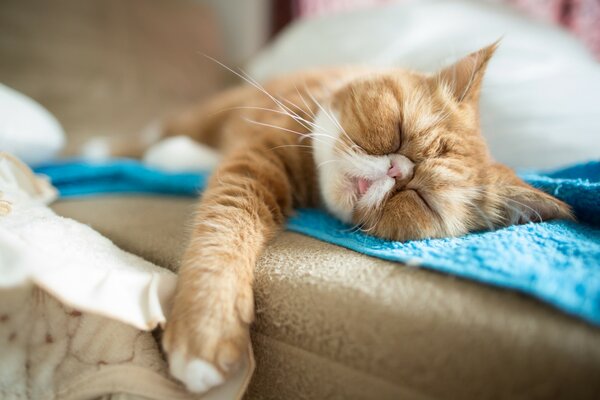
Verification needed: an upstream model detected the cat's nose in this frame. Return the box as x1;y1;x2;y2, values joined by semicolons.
387;159;414;187
387;162;403;178
387;160;413;179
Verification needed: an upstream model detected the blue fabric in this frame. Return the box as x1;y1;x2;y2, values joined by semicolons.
34;159;600;325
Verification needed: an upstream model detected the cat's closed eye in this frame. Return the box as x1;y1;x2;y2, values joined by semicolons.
394;122;403;153
435;137;452;157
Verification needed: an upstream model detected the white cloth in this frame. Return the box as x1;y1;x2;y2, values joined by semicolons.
0;153;253;400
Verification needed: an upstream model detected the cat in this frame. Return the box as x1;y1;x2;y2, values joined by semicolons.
109;43;573;392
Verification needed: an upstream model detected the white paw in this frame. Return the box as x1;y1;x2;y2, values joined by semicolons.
169;350;225;393
143;136;220;172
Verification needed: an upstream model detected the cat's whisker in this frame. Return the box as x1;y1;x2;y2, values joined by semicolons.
270;144;314;151
217;105;324;135
360;212;384;233
243;116;358;161
343;202;382;235
303;85;337;126
307;88;364;161
202;53;318;134
342;221;365;234
276;94;318;127
353;205;385;234
317;159;340;168
211;105;298;117
243;118;339;150
304;85;356;145
237;68;321;133
203;61;353;161
243;118;310;140
224;104;336;141
279;95;312;119
295;84;316;118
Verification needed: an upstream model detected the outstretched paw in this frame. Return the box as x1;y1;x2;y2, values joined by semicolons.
162;286;253;393
168;350;226;393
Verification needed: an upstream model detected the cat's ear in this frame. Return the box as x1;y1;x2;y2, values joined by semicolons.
493;177;574;225
435;41;500;103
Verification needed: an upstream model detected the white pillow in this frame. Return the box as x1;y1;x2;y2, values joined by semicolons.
0;83;65;165
248;0;600;169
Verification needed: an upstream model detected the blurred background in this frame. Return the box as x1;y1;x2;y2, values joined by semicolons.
1;0;599;158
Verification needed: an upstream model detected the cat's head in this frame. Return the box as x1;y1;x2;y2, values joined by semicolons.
312;43;572;241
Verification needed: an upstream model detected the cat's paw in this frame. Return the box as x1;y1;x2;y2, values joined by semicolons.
167;350;225;393
162;287;253;393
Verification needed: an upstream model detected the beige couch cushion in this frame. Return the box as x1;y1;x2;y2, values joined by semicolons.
52;196;600;400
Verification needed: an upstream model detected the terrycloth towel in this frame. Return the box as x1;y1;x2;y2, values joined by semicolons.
33;158;600;327
0;154;253;400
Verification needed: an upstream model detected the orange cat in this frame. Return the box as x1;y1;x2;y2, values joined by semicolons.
126;43;572;392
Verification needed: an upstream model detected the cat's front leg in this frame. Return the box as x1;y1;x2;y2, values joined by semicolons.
163;246;255;392
163;146;291;392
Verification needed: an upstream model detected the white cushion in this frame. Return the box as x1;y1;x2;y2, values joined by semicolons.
0;83;65;165
248;0;600;169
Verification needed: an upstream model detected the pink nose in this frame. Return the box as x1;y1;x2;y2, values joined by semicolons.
387;161;403;178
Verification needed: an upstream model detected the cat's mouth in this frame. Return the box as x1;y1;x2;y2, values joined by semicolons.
356;177;372;196
350;175;434;214
348;176;375;199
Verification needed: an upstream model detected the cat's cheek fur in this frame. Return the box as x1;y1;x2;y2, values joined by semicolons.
312;109;355;222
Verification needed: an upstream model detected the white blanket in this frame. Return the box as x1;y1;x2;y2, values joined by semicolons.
0;153;253;400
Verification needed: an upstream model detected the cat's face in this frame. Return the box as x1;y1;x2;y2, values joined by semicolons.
312;43;572;241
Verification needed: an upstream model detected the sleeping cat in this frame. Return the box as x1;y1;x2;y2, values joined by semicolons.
117;43;572;392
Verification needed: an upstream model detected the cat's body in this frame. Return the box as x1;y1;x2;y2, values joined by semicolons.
121;44;572;392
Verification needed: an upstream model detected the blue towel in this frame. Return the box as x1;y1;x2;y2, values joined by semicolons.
34;159;600;325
